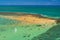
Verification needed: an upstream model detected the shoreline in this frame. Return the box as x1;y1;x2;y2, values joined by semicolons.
0;12;60;24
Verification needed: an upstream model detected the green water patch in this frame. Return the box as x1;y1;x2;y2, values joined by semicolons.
32;24;60;40
0;23;56;40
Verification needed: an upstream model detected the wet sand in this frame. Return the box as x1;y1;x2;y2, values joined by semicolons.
0;12;58;25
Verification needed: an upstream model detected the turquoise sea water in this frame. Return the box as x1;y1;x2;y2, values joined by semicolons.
0;5;60;17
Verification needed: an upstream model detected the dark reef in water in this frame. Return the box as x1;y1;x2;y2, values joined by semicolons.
56;19;60;24
31;24;60;40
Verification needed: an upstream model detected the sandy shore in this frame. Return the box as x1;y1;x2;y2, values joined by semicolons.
0;12;58;25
